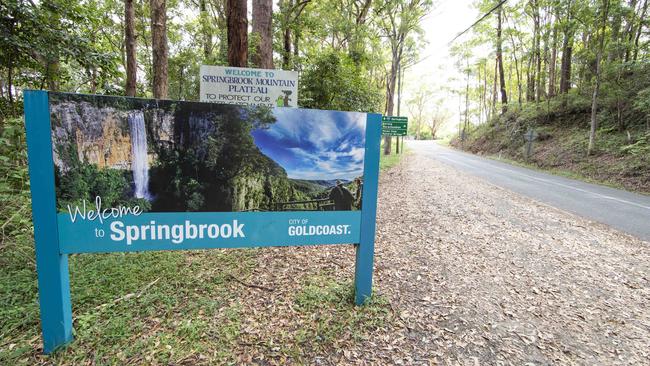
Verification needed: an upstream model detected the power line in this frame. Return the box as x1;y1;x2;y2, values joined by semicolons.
407;0;508;69
448;0;508;46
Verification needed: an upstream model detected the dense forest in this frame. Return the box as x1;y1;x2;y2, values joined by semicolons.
0;0;434;230
0;0;432;118
450;0;650;193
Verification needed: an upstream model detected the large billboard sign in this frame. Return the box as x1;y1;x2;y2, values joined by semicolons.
200;65;299;107
24;91;380;353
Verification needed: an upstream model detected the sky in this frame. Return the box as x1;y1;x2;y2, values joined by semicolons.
402;0;482;137
251;109;366;181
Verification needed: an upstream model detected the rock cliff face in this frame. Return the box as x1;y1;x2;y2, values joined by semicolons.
229;155;306;211
51;101;130;170
50;99;174;171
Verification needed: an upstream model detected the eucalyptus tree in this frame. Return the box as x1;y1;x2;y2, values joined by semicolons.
227;0;248;67
376;0;432;154
453;0;650;154
252;0;274;68
151;0;169;98
126;0;137;96
0;0;120;101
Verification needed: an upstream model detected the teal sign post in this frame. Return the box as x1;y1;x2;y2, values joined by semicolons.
381;116;408;136
24;90;381;354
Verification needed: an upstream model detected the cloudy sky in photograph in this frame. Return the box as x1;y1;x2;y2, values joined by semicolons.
251;108;366;181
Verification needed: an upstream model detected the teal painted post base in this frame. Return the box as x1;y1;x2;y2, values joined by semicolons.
354;113;382;305
24;90;74;353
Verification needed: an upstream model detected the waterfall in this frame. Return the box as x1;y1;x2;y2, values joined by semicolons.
128;111;151;200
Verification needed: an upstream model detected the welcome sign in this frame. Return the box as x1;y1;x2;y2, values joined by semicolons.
200;65;299;107
24;91;381;353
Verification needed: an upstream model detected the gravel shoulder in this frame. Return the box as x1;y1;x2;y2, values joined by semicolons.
233;152;650;365
370;152;650;365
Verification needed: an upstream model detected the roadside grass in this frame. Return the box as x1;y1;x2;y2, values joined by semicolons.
487;153;650;195
1;232;256;365
452;120;650;195
285;275;391;361
1;117;394;364
379;141;408;171
436;137;451;147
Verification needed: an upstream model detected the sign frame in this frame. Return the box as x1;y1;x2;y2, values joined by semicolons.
24;90;381;354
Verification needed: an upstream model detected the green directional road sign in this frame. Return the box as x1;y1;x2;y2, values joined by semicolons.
382;116;408;136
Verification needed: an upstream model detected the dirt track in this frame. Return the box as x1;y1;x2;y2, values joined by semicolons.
233;152;650;365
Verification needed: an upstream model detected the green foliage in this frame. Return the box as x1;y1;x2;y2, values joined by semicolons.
0;0;121;94
455;116;650;194
168;48;202;101
379;142;408;171
454;0;650;146
620;132;650;156
0;117;36;364
54;143;150;212
299;52;383;112
149;104;308;212
0;118;29;193
0;99;23;121
632;87;650;124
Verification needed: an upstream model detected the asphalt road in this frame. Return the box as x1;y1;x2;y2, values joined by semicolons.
407;140;650;242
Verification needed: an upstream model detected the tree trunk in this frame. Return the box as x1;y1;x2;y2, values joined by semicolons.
200;0;213;60
293;27;300;69
559;34;572;94
397;62;402;152
559;0;574;95
283;28;291;69
496;7;508;113
125;0;137;97
7;66;13;103
623;0;639;62
539;8;549;102
478;65;483;124
227;0;248;67
492;58;498;120
384;52;400;154
632;0;648;62
506;29;523;106
294;29;300;58
351;0;372;62
46;61;60;91
464;62;470;138
483;62;489;121
90;68;98;94
151;0;169;99
252;0;273;68
588;0;610;155
548;9;559;98
281;0;293;69
609;5;622;62
532;0;542;102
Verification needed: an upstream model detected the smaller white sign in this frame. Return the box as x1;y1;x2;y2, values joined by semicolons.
200;65;299;107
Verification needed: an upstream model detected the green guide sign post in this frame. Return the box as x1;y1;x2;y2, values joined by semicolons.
24;91;381;354
381;116;408;136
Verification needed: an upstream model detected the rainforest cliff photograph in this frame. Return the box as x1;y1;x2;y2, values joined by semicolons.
49;93;366;213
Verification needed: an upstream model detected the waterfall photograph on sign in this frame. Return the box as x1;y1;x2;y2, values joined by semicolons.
49;93;366;213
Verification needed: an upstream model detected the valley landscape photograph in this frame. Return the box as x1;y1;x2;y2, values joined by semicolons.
49;93;366;213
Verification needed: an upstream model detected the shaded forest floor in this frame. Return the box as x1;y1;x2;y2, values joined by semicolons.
451;120;650;195
3;152;649;364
